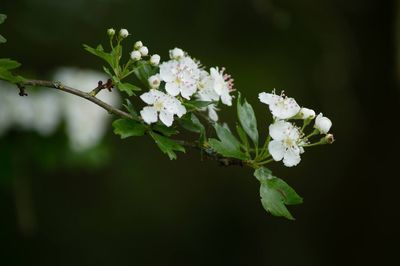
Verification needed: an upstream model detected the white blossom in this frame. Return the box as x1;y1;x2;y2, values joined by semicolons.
268;120;304;167
140;89;186;127
169;47;184;59
107;28;115;36
298;107;315;119
315;113;332;134
139;46;149;56
130;50;141;61
159;56;200;100
196;70;220;121
150;54;161;66
148;74;161;89
259;91;300;120
134;41;143;49
209;67;233;106
119;29;129;38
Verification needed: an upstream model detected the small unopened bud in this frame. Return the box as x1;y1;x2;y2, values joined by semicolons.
150;54;161;66
130;50;141;61
148;75;161;89
169;47;184;59
107;28;115;36
314;113;332;134
119;29;129;38
134;41;143;49
325;134;335;144
299;107;315;119
320;133;335;144
139;46;149;56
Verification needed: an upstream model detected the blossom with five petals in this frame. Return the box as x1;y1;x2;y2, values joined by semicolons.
140;89;186;127
259;91;300;119
268;120;304;167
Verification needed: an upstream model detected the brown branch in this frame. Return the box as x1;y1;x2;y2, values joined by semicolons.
19;79;245;167
21;79;132;119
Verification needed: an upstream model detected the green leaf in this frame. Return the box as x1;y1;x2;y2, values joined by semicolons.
0;34;6;44
152;124;179;137
112;119;147;139
150;132;185;160
208;123;248;160
83;44;114;68
0;68;25;83
237;92;258;145
183;100;213;111
133;61;157;86
103;66;113;77
0;59;21;70
236;124;249;153
179;113;205;134
0;14;6;24
123;99;139;119
116;82;141;96
254;167;303;220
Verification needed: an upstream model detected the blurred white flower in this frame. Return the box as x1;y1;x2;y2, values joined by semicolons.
31;91;62;136
314;113;332;134
268;120;304;167
259;91;300;119
0;81;61;136
53;68;120;152
140;89;186;127
159;56;200;99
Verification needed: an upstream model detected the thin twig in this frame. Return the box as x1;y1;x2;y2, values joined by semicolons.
21;79;132;119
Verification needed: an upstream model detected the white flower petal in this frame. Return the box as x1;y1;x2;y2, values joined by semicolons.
176;104;187;118
258;92;278;105
159;111;174;127
180;84;196;100
283;148;301;167
140;91;156;105
315;113;332;134
165;82;180;97
269;120;291;141
208;105;219;121
140;106;158;125
220;92;232;106
268;140;285;161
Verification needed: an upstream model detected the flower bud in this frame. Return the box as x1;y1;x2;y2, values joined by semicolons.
325;134;335;144
169;48;184;59
119;29;129;38
139;46;149;56
314;113;332;134
150;54;161;66
130;50;141;61
299;107;315;119
107;28;115;36
148;75;161;89
134;41;143;50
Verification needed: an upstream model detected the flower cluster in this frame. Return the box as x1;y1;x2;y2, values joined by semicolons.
259;91;333;167
140;48;234;126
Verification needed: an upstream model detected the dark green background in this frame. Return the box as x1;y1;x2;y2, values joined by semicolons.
1;0;399;265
